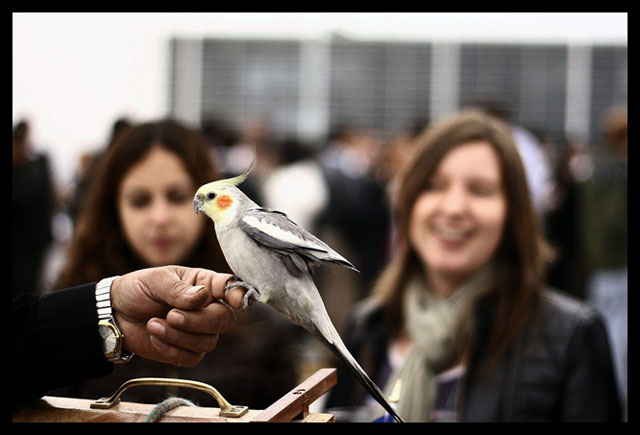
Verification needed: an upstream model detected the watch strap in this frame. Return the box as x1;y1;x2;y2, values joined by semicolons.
95;276;133;363
96;275;119;320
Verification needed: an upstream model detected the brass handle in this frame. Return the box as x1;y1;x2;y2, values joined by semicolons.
90;377;249;418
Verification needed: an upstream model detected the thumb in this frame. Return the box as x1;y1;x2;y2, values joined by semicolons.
167;280;211;310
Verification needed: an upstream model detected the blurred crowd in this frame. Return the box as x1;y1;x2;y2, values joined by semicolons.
12;100;626;416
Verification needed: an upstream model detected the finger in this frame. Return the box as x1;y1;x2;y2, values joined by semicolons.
148;318;220;355
117;316;205;367
148;335;206;367
166;302;236;335
194;270;233;301
169;266;232;301
224;287;248;311
166;281;212;311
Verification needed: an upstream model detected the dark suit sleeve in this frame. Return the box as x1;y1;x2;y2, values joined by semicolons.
12;283;114;404
560;309;623;421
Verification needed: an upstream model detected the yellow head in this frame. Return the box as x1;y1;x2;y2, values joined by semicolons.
193;154;255;226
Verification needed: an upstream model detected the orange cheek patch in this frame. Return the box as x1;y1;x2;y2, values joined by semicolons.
216;195;233;209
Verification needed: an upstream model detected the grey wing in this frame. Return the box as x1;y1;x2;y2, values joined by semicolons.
238;207;358;278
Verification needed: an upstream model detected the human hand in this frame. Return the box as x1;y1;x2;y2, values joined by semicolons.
110;266;247;366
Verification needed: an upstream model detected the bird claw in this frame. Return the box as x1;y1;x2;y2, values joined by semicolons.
241;288;260;311
224;276;260;311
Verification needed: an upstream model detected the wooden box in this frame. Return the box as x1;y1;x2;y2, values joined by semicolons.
13;368;337;423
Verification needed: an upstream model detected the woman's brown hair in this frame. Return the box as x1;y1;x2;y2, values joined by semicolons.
371;110;552;365
55;119;230;289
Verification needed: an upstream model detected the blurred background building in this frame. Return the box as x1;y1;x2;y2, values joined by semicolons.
170;36;627;145
14;13;628;187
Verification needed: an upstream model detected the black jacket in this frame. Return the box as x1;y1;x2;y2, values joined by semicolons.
12;283;114;405
326;289;622;422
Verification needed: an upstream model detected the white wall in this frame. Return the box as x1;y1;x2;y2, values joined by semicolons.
13;13;627;186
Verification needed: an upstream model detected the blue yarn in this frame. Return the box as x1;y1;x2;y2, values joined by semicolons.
145;397;196;422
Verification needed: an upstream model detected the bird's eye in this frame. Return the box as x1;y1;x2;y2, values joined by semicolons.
207;192;217;201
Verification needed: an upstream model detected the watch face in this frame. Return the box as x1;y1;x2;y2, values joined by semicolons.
99;323;118;355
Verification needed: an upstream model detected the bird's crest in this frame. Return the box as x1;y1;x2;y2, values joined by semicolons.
216;148;255;188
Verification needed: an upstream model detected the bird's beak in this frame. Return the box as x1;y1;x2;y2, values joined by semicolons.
193;194;204;214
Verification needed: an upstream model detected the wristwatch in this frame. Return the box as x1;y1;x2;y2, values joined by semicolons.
95;276;134;364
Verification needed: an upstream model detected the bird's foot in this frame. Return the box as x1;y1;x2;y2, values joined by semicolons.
224;276;261;311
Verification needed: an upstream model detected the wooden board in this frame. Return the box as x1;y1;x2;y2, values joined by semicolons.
13;368;337;423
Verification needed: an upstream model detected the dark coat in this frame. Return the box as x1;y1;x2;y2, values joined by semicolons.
326;288;622;422
13;283;113;405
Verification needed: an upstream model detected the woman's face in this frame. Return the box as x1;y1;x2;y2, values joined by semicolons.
409;141;507;294
118;146;204;266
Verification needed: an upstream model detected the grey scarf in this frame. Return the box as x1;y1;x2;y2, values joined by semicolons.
383;263;495;422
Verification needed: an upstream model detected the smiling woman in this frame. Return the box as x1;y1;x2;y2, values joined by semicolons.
408;141;507;297
325;110;622;422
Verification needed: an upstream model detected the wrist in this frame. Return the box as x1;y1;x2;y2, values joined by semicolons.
109;276;123;313
95;276;134;364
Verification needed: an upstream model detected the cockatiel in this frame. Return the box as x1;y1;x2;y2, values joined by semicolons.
193;156;404;423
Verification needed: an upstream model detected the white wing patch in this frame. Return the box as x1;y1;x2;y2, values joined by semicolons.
240;209;358;272
241;215;324;251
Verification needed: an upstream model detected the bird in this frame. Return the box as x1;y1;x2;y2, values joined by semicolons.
193;155;404;423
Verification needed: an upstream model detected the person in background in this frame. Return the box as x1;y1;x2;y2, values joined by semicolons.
325;110;621;422
13;119;55;297
54;119;227;286
51;119;299;410
580;105;627;414
471;97;554;219
302;125;391;377
543;136;587;300
262;137;328;233
222;117;276;205
67;117;133;223
317;124;391;299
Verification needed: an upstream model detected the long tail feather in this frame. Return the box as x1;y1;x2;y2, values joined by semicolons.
312;325;405;423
